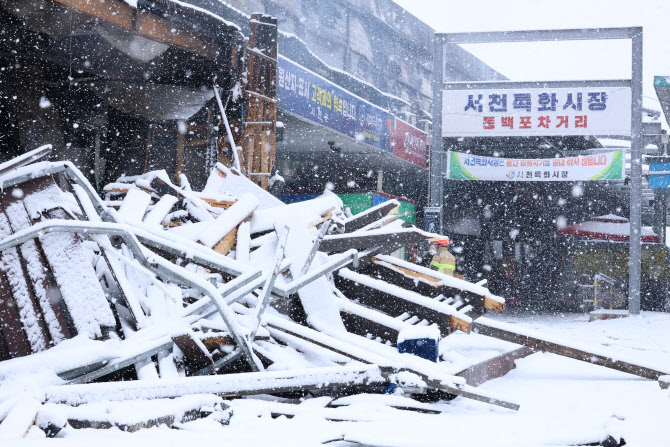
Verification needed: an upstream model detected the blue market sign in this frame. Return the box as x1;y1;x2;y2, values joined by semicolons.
278;56;392;152
648;160;670;188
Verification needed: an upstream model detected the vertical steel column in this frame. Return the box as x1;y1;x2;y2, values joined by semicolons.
428;34;445;232
629;27;643;315
653;190;663;244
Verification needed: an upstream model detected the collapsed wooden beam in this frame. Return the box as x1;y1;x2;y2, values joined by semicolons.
0;398;41;439
343;200;400;233
52;0;220;59
337;268;472;334
371;255;503;315
455;347;534;387
473;317;670;380
321;228;442;253
42;365;386;405
265;315;519;410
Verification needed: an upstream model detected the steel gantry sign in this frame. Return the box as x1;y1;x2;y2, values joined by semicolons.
443;84;632;137
428;27;643;314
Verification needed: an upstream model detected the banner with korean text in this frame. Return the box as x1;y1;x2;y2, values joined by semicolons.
447;151;624;181
278;56;391;152
442;86;631;137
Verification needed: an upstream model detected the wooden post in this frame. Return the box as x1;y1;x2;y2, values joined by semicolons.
175;131;185;184
242;14;277;189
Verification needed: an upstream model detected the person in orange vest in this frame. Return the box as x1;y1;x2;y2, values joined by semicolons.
429;239;456;276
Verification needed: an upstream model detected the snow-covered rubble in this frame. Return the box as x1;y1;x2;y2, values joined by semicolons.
1;148;666;445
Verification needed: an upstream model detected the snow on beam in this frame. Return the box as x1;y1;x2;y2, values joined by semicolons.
42;365;386;405
372;254;505;307
473;317;670;380
0;398;41;440
342;200;400;233
275;249;359;297
52;0;220;60
0;145;52;178
265;315;519;410
338;268;473;331
321;228;445;253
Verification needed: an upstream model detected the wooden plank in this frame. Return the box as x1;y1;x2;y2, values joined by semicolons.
172;332;212;369
241;13;277;190
260;131;269;190
336;299;413;346
340;310;399;344
369;212;408;230
371;257;441;287
321;230;440;253
449;315;471;334
456;347;534;387
265;316;519;410
335;272;469;335
68;407;200;432
236;220;251;263
117;189;152;222
47;365;385;404
54;0;132;29
308;212;332;229
0;266;32;358
200;197;236;209
1;180;74;345
366;258;488;319
244;132;254;176
343;201;400;233
0;398;41;439
201;334;232;352
71;182;145;330
53;0;219;59
38;206;117;339
0;145;52;178
484;296;504;313
212;227;237;256
143;195;178;226
473;317;670;380
252;128;262;181
175;132;185;183
102;185;156;195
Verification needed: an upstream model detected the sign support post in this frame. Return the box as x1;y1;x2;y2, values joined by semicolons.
427;34;445;234
629;28;643;315
432;27;643;314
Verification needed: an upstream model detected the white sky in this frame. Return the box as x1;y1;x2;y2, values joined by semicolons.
392;0;669;119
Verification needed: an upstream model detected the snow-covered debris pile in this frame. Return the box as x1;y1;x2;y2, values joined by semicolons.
0;149;515;440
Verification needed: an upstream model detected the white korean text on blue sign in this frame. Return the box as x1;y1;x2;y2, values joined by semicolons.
442;87;631;137
278;56;391;151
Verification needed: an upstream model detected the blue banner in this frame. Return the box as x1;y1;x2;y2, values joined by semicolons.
278;56;392;152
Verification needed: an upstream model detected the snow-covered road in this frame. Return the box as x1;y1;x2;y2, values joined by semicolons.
14;312;669;446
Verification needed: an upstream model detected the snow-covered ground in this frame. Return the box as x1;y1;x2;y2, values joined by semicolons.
13;311;670;447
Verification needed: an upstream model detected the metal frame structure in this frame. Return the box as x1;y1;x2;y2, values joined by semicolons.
0;161;266;373
429;27;643;314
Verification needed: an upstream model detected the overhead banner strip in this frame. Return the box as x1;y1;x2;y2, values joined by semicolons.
446;151;624;181
278;56;427;167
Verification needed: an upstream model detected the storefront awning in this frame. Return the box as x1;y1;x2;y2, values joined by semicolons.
557;214;659;243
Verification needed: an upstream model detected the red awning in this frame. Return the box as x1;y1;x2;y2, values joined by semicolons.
557;215;660;243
